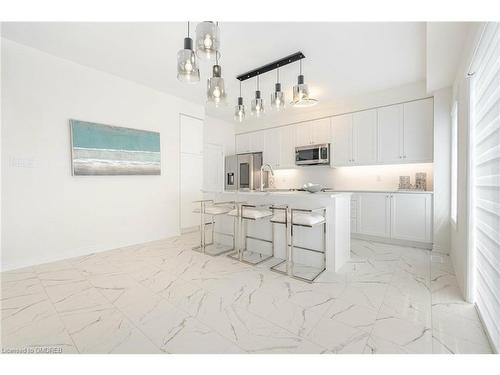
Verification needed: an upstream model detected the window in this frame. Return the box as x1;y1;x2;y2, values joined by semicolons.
450;101;458;226
469;22;500;352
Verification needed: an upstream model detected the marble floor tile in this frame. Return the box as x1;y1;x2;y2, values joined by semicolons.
44;281;111;314
307;315;370;353
339;282;388;310
60;307;161;353
370;315;432;353
1;234;493;354
325;298;379;333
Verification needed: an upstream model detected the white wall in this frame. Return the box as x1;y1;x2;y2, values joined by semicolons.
1;39;204;271
448;24;483;299
204;115;235;156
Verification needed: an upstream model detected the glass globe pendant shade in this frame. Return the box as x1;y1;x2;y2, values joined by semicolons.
177;37;200;83
271;83;285;111
291;75;318;107
207;64;226;106
195;21;220;59
251;90;264;116
234;97;245;122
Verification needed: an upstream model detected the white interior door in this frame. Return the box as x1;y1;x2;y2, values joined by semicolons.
180;114;204;232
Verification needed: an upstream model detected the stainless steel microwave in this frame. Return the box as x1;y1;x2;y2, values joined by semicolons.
295;143;331;166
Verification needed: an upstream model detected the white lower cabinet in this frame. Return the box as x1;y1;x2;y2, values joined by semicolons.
356;193;391;238
390;193;433;243
352;192;433;245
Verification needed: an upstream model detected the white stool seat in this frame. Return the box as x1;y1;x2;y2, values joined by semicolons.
271;211;325;226
204;205;233;215
242;208;273;220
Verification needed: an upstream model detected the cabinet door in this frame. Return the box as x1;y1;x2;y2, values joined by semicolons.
331;113;353;166
263;127;280;168
403;98;434;162
350;195;358;234
352;109;377;165
357;193;391;237
235;133;250;153
377;104;403;163
295;122;312;146
390;193;432;242
249;131;265;152
311;118;332;145
279;125;297;168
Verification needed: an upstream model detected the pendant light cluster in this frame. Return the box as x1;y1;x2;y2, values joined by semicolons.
177;21;226;106
234;52;317;122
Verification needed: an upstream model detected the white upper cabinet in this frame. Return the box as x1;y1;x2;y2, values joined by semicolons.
279;125;297;168
377;98;434;164
352;109;377;165
295;118;331;147
249;131;265;152
295;122;312;146
235;133;250;153
377;104;403;163
311;118;332;144
263;127;280;169
235;132;265;154
403;98;433;162
331;113;353;166
236;97;433;168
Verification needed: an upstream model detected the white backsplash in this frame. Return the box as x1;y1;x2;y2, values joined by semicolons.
272;163;434;191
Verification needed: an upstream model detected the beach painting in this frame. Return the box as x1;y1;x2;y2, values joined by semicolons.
70;120;161;175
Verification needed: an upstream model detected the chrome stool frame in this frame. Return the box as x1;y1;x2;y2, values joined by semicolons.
228;203;274;265
192;199;237;256
289;207;327;283
269;204;291;275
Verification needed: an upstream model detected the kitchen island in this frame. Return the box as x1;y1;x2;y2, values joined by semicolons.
204;190;352;273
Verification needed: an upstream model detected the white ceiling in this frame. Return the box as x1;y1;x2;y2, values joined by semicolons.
1;22;428;123
426;22;477;92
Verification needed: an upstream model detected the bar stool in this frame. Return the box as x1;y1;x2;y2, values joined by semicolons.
192;200;237;256
287;207;327;283
228;203;274;265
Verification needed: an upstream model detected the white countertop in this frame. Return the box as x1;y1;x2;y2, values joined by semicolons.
219;189;432;196
220;190;352;198
331;189;433;194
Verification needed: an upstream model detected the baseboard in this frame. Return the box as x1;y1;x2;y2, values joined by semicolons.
474;303;498;354
181;226;199;234
351;233;432;250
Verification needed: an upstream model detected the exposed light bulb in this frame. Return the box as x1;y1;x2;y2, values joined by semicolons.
184;60;193;72
213;86;221;98
203;34;213;48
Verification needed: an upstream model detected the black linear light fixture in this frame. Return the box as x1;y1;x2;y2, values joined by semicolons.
236;52;305;81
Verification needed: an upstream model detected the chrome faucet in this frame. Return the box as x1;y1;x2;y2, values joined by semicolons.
260;163;275;191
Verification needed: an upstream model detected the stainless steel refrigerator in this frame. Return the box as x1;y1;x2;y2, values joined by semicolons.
224;152;268;191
